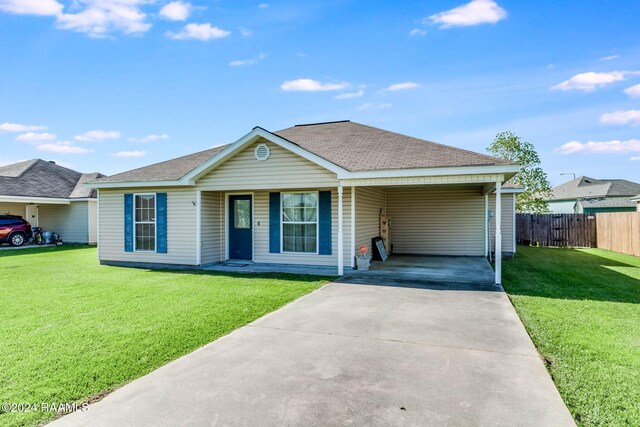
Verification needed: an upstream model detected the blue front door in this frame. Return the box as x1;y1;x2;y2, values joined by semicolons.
228;195;252;260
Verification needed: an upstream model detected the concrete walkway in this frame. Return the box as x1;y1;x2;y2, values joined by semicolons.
52;279;574;427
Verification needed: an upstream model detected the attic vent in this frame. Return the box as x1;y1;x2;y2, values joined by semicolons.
254;143;270;161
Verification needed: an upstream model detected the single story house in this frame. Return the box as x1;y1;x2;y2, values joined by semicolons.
87;121;521;284
0;159;103;244
546;176;640;214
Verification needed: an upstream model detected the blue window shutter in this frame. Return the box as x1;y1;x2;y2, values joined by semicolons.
156;193;167;253
269;192;281;253
318;191;332;255
124;194;133;252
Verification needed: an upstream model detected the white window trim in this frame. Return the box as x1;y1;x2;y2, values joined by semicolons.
133;193;157;253
280;191;320;255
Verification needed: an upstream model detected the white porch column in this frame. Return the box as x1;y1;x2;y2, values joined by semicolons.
196;190;202;266
484;194;488;257
495;181;502;284
338;184;344;275
350;186;355;268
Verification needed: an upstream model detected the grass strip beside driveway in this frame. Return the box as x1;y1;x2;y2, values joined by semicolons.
0;246;329;427
503;246;640;426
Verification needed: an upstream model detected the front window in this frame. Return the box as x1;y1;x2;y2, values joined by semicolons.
282;193;318;253
135;194;156;251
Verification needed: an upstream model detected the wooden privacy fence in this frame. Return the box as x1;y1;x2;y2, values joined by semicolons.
516;213;597;248
596;212;640;257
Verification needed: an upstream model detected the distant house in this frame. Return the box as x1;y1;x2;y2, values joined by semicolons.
0;159;104;243
546;176;640;214
631;195;640;212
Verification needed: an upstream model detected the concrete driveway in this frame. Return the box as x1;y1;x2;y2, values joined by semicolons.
53;279;574;426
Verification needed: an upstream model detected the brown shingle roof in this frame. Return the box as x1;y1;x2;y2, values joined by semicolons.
96;146;228;183
94;121;515;184
274;121;514;172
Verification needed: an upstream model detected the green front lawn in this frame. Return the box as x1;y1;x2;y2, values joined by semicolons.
503;246;640;426
0;246;328;427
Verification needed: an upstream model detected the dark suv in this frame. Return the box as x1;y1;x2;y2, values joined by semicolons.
0;215;32;246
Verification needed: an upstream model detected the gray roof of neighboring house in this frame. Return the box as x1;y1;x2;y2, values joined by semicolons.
94;121;515;184
549;176;640;200
0;159;104;199
576;197;638;209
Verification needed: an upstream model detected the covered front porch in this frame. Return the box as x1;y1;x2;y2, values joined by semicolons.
202;254;496;286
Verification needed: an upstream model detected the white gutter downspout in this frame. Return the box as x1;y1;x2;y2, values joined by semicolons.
350;186;355;269
338;183;344;276
196;190;202;266
495;181;502;285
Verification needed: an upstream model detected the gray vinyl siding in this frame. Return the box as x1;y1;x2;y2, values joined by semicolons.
197;139;339;191
385;187;485;256
98;188;198;265
488;193;515;254
0;202;25;217
88;200;97;244
547;200;576;213
201;191;223;264
354;187;385;253
39;201;89;243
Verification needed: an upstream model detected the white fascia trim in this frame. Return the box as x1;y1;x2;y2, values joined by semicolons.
0;196;71;204
184;127;349;183
338;164;520;180
84;180;185;189
494;188;526;194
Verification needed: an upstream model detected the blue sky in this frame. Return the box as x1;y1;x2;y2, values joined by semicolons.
1;0;639;185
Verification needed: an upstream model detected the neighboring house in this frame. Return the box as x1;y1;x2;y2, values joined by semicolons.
546;176;640;214
631;195;640;212
0;159;104;244
87;121;520;284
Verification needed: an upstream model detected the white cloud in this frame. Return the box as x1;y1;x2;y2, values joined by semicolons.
15;132;57;143
0;0;62;16
600;55;620;61
127;133;169;142
334;90;364;100
383;82;420;91
624;84;640;98
56;0;152;38
409;28;426;36
427;0;507;29
159;1;191;21
74;130;121;142
631;156;640;161
0;123;47;133
600;110;640;127
281;79;349;92
239;27;252;37
550;71;628;92
555;139;640;154
111;150;146;157
357;102;392;111
258;3;268;8
230;53;267;67
37;141;92;154
167;23;230;40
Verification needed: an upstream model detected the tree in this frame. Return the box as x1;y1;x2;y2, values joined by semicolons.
487;131;552;213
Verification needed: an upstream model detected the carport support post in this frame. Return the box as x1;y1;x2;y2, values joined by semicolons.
495;181;502;285
338;184;344;275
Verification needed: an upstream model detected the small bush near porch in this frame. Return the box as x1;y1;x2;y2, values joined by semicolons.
0;246;328;427
503;246;640;426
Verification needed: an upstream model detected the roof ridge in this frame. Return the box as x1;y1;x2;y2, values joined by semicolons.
348;121;515;166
